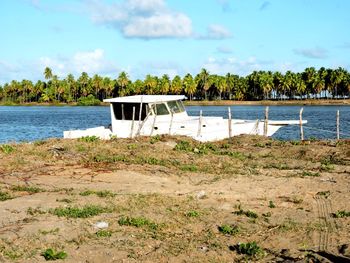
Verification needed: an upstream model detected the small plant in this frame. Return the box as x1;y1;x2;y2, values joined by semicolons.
78;136;99;143
11;185;43;193
262;212;271;217
268;200;276;208
127;143;137;150
95;190;116;198
41;248;67;261
316;191;330;198
180;164;198;172
320;157;335;171
27;207;46;215
174;140;192;152
0;144;14;154
118;216;158;230
96;230;112;238
234;206;258;219
301;171;320;177
185;210;200;218
150;135;161;144
218;224;239;235
230;241;264;257
79;190;95;196
0;191;12;201
332;210;350;218
290;141;301;146
40;228;60;235
50;205;110;218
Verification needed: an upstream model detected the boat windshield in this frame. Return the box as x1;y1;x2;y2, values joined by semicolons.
168;100;185;113
154;103;169;115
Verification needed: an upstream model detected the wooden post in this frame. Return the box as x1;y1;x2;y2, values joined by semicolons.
169;110;174;135
121;104;125;120
197;110;202;137
336;110;340;140
138;96;143;124
299;108;304;141
264;106;269;136
130;106;135;138
228;107;232;139
150;105;157;136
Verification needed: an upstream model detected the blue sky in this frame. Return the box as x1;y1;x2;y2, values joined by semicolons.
0;0;350;84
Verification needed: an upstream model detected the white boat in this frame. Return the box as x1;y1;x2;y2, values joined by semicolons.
63;95;307;142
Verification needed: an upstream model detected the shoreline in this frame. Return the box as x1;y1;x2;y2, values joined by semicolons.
0;99;349;107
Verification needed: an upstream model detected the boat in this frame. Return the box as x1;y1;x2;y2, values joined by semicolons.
63;95;307;142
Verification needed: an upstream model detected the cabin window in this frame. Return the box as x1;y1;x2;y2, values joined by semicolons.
168;100;184;113
154;103;169;115
112;103;148;120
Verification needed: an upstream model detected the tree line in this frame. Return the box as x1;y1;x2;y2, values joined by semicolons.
0;66;349;104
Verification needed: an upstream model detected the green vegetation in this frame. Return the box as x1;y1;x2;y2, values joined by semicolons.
96;230;112;238
232;241;264;257
301;171;320;177
332;210;350;218
1;67;350;104
78;136;99;143
0;190;12;201
41;248;67;261
50;205;111;218
10;185;43;193
79;189;115;197
234;206;258;219
218;224;239;235
0;144;14;154
268;200;276;208
118;216;158;230
185;210;200;218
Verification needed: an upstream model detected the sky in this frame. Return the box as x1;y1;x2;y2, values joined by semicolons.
0;0;350;84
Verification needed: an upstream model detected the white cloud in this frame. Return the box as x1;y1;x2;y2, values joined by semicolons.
293;47;328;59
86;0;193;39
198;24;232;40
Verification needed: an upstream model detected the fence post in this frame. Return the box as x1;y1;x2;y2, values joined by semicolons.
228;107;232;139
169;111;174;135
299;108;304;141
336;110;340;140
121;104;125;120
150;105;157;136
264;106;269;136
197;110;203;137
130;106;135;138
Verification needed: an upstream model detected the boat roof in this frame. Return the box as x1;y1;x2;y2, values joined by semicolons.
103;95;186;103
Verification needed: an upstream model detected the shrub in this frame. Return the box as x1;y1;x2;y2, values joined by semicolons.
268;200;276;208
77;95;100;106
0;191;12;201
41;248;67;261
234;207;258;219
234;241;263;256
218;224;239;235
332;210;350;218
79;136;99;142
0;144;14;154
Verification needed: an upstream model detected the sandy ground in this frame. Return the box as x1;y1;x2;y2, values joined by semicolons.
0;136;349;262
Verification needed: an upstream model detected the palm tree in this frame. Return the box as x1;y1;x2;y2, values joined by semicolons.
197;68;210;100
159;74;170;94
183;73;196;100
92;74;103;99
171;75;182;94
44;67;53;81
117;71;130;96
144;75;158;95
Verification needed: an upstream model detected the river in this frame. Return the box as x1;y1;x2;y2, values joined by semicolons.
0;105;349;143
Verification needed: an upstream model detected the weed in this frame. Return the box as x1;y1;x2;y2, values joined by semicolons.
3;249;22;260
278;218;299;231
27;207;46;215
301;171;320;177
50;205;111;218
79;136;99;143
320;157;335;171
268;200;276;208
230;241;264;257
79;190;95;196
127;144;137;150
41;248;67;261
11;185;43;193
0;144;14;154
218;224;239;235
180;164;198;172
150;135;161;144
0;191;12;201
95;190;116;198
262;212;271;217
40;228;60;235
290;141;301;146
174;140;192;152
118;216;158;230
234;207;258;219
331;210;350;218
96;230;112;238
185;210;200;218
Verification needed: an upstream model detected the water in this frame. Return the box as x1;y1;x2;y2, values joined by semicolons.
0;105;349;143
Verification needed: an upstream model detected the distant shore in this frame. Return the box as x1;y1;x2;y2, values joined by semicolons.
0;99;349;107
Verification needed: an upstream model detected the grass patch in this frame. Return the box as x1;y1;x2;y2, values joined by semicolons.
332;210;350;218
78;135;99;143
150;135;161;144
230;241;264;257
80;189;116;198
180;164;198;172
0;191;12;201
27;207;46;215
50;205;111;218
10;185;43;193
185;210;200;218
118;216;158;230
0;144;14;154
40;228;60;235
234;206;258;219
218;224;239;235
268;200;276;208
96;230;112;238
301;171;320;177
41;248;67;261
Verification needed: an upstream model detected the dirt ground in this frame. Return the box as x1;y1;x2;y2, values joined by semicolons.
0;135;349;262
